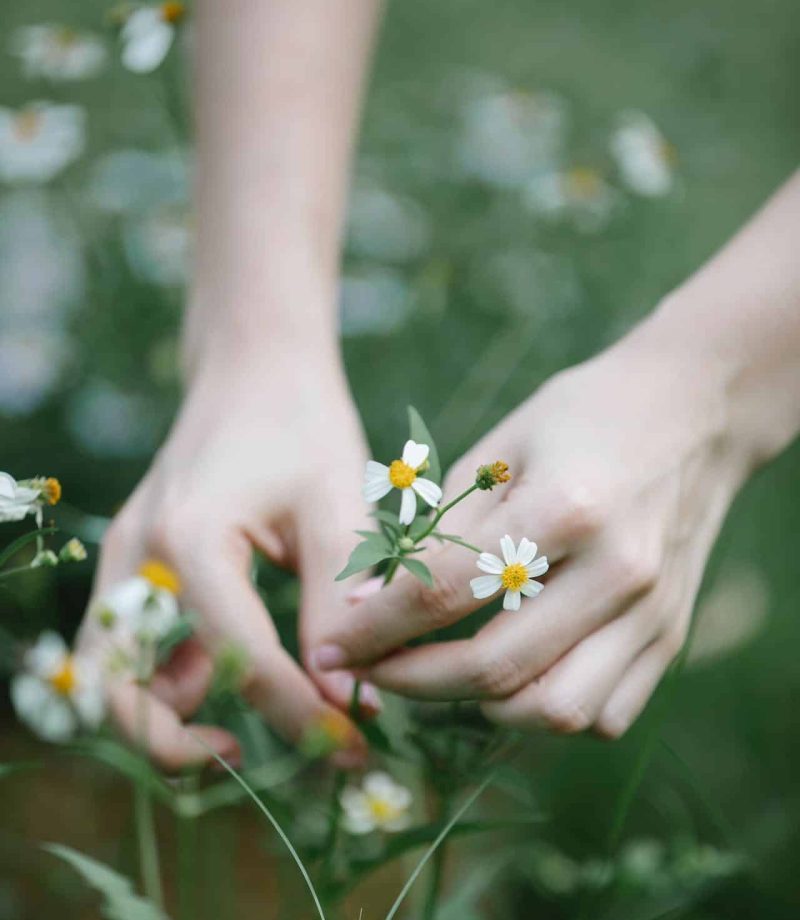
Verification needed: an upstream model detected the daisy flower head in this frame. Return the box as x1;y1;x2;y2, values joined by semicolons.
93;558;180;643
11;631;104;742
363;439;442;525
0;102;86;184
340;771;413;835
11;25;107;82
470;534;549;612
120;3;185;74
610;111;676;198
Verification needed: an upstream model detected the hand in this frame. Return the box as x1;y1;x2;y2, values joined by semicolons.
312;313;751;738
78;352;375;770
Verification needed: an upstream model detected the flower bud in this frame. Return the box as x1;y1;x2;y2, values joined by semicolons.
59;538;87;563
31;549;59;568
475;461;511;491
398;536;415;552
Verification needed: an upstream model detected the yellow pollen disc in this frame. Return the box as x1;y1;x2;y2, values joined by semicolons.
161;2;185;23
14;110;42;141
367;796;401;823
318;711;353;748
43;477;61;505
49;657;76;696
389;459;417;490
139;559;181;594
566;166;602;199
501;563;528;592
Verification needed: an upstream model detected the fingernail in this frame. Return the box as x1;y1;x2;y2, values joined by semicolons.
346;577;383;604
312;644;347;671
359;682;382;713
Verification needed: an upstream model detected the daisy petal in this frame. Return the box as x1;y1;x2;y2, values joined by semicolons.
476;553;504;574
520;580;544;598
503;589;522;611
516;538;538;566
399;488;417;525
470;575;503;599
526;556;549;578
402;439;429;469
365;460;390;478
500;534;517;565
411;477;442;508
363;478;393;502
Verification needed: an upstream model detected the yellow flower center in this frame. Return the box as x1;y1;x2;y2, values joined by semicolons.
501;563;528;592
55;27;79;48
14;110;42;141
318;711;354;749
49;657;76;696
161;2;185;23
42;477;61;506
389;459;417;490
566;166;602;200
139;559;181;594
367;795;402;824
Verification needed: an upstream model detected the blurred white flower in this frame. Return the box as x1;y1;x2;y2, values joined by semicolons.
340;267;411;337
0;103;86;184
11;25;107;81
347;182;430;263
458;89;567;187
363;439;442;525
470;535;548;612
610;111;676;198
525;166;620;233
0;331;71;416
340;771;413;834
11;631;104;742
0;472;42;522
66;382;160;458
88;148;190;214
94;560;181;643
123;205;192;285
121;3;185;74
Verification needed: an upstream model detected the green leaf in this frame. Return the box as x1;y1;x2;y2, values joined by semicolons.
408;405;441;484
354;530;393;551
433;532;482;553
399;557;434;587
335;540;394;581
359;718;396;756
0;527;58;568
44;844;169;920
369;510;402;530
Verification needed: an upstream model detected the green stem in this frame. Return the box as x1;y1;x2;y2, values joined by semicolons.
417;485;479;543
177;774;199;920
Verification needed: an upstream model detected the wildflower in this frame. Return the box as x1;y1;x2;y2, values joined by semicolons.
0;102;86;184
29;476;61;506
301;710;357;758
59;538;87;563
340;771;413;834
470;534;548;611
120;3;185;74
31;549;58;568
93;559;180;642
11;631;104;742
10;25;107;81
610;111;676;198
525;166;619;234
475;460;511;490
363;440;442;525
0;472;42;522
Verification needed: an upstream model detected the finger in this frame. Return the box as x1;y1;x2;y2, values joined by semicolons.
594;633;683;738
150;638;215;719
480;605;657;732
361;547;657;699
108;679;241;773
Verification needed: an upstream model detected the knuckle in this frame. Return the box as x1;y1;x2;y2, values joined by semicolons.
660;628;686;661
609;547;660;598
468;650;524;699
547;483;606;543
147;510;198;565
537;689;592;734
413;570;463;628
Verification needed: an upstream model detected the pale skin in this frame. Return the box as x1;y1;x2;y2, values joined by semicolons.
79;0;800;767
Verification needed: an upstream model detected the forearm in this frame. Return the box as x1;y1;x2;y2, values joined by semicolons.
629;170;800;471
186;0;382;373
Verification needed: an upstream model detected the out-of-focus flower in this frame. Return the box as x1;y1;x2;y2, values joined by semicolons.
363;440;442;525
340;771;413;834
346;182;430;263
619;839;667;886
0;331;72;417
525;166;620;233
475;461;511;491
10;25;107;81
0;103;86;184
93;560;180;642
301;710;358;758
458;88;567;187
340;268;411;337
0;472;45;522
11;631;104;742
123;205;192;285
59;538;87;563
120;3;185;74
66;382;160;458
88;148;190;214
529;844;582;895
31;549;59;568
610;111;676;198
470;535;548;612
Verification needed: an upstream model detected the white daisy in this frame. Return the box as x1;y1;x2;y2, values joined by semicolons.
610;111;676;198
120;3;184;74
11;25;107;82
94;560;180;643
340;771;413;835
0;471;42;522
525;166;619;234
0;102;86;184
470;534;549;612
11;631;104;742
363;439;443;526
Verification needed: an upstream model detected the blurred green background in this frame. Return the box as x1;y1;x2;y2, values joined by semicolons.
1;0;799;918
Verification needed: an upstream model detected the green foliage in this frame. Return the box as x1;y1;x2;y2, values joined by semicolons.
408;405;441;484
398;556;434;587
335;536;394;580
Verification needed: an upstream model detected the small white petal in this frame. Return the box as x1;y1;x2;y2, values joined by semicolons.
0;472;16;499
399;488;417;525
383;812;413;832
500;534;517;565
520;580;544;598
365;460;389;478
363;478;393;502
26;631;68;678
401;439;429;469
525;556;549;578
503;589;522;611
516;538;538;566
476;553;504;575
470;574;503;599
363;771;396;798
411;477;442;508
